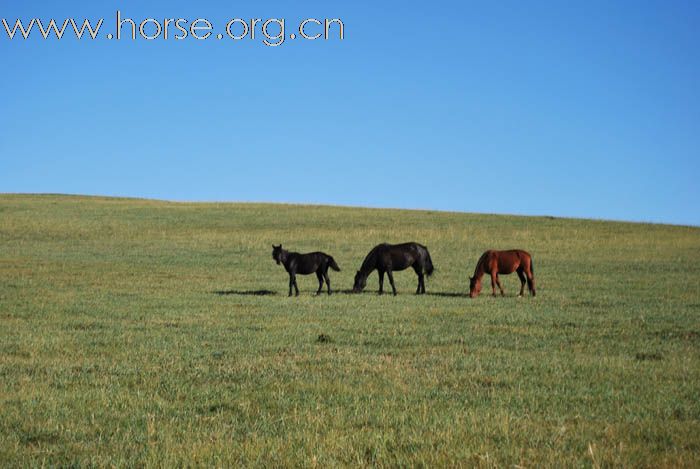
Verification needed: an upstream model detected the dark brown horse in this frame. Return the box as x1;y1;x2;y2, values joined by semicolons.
352;242;434;295
469;249;535;298
272;245;340;296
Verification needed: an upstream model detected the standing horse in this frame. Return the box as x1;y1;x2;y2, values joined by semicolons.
272;245;340;296
469;249;535;298
352;242;434;295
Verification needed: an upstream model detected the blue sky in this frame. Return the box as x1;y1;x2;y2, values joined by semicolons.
1;1;698;225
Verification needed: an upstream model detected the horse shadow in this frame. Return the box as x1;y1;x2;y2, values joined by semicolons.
213;289;277;296
426;291;471;298
335;289;470;297
212;289;470;298
336;289;375;295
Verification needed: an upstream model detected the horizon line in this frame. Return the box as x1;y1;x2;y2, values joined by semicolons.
1;192;698;229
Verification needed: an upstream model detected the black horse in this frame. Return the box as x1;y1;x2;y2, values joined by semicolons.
272;245;340;296
352;242;434;295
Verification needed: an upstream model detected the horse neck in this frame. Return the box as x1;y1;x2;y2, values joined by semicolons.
473;254;487;279
278;249;290;265
359;250;378;277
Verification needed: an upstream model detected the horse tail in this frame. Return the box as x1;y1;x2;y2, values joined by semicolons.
424;247;435;277
530;257;534;275
328;256;341;272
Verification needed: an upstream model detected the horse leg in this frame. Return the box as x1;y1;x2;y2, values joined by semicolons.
416;273;424;294
315;271;324;295
490;272;498;296
387;270;397;296
516;269;526;297
413;265;425;294
526;268;536;296
288;274;294;297
378;270;385;295
495;274;505;296
323;269;332;295
292;273;300;296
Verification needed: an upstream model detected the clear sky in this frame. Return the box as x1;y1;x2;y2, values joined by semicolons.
1;1;698;225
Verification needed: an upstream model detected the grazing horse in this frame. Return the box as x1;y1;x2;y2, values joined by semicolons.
469;249;536;298
352;242;434;295
272;245;340;296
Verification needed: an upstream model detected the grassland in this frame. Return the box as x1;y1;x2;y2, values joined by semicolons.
0;194;699;467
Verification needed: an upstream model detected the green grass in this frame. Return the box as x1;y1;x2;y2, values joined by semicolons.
1;194;699;467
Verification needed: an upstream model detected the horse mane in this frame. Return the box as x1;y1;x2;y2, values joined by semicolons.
473;251;489;277
360;243;388;273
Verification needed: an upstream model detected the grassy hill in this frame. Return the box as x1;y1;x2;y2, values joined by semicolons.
1;194;699;466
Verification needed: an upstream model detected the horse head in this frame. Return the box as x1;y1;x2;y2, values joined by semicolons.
469;276;481;298
352;271;367;293
272;244;284;265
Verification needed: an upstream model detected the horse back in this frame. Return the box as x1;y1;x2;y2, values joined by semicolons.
493;249;531;274
289;251;327;275
383;243;423;271
509;249;531;266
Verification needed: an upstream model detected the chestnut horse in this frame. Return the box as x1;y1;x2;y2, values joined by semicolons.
469;249;535;298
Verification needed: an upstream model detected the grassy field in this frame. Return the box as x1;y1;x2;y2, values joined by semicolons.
1;194;699;467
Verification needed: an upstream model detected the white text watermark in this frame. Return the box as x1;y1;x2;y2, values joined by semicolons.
1;11;345;46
